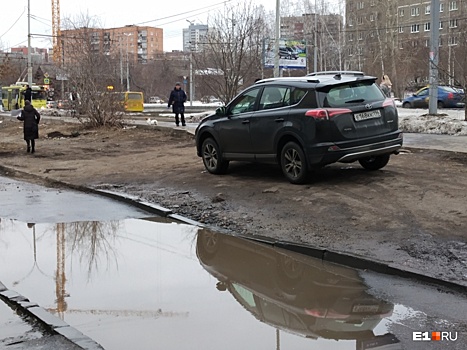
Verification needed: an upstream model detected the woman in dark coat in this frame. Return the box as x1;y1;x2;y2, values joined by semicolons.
17;100;41;153
168;82;187;126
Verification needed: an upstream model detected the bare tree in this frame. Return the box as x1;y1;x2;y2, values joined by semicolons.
61;13;125;127
193;0;270;103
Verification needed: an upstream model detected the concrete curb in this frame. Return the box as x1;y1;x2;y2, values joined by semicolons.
0;282;104;350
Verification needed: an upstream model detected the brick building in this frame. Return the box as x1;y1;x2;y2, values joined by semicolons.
345;0;467;93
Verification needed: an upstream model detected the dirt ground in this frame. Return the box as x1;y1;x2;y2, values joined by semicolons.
1;117;467;287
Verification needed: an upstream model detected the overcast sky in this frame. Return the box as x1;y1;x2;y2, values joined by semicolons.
0;0;277;53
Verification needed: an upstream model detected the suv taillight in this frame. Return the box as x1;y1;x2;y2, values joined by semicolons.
305;108;352;120
448;92;453;99
382;98;395;107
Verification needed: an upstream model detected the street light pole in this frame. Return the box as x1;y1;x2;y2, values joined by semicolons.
428;0;440;115
274;0;280;77
124;33;131;92
187;20;195;106
27;0;32;85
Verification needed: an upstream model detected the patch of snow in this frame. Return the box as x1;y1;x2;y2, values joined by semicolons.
398;108;467;135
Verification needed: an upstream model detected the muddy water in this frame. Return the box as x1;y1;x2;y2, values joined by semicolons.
0;218;465;349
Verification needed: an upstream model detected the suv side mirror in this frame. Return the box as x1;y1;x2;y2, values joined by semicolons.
215;106;226;116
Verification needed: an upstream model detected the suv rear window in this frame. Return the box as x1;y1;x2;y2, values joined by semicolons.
321;81;384;108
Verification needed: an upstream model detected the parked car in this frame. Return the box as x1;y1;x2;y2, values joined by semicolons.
149;96;163;104
402;86;465;109
46;100;58;109
195;72;403;184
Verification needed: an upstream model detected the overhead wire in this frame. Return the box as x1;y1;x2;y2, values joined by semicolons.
0;8;27;40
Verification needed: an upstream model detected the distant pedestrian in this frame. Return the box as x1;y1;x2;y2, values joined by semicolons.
23;84;32;103
380;74;392;98
17;100;41;154
168;82;187;127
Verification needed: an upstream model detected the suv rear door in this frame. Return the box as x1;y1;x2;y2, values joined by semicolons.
249;85;291;160
316;80;398;140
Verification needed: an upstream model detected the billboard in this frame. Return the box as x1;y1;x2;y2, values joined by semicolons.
264;39;307;69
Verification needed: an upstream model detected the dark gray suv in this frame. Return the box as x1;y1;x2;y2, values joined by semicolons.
195;72;403;184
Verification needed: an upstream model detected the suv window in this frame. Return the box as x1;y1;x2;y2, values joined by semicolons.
259;86;288;110
290;88;307;105
229;88;260;115
322;81;384;107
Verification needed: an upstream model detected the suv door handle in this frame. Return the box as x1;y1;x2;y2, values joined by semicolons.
275;118;285;122
242;120;250;124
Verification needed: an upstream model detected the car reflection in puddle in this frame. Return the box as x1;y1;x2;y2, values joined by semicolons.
196;230;402;350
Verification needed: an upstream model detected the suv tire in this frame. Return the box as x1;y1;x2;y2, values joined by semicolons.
280;141;309;184
358;154;390;171
201;138;229;174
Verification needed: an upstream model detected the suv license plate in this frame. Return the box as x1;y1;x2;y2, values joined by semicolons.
354;110;381;121
352;305;380;313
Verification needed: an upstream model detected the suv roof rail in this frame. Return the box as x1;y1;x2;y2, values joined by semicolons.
307;71;365;77
255;77;320;84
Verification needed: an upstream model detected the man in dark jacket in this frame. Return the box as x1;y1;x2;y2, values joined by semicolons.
168;82;187;126
23;84;32;103
17;100;41;153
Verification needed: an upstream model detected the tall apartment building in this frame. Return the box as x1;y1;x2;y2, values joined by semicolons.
61;25;163;64
280;13;343;71
183;24;208;52
345;0;466;91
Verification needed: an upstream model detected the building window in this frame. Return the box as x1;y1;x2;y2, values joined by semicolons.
348;33;354;41
399;8;404;16
425;39;429;47
348;19;354;26
370;0;375;6
370;13;375;21
449;1;457;10
411;7;420;16
449;19;458;28
357;17;364;25
424;22;430;31
448;36;458;45
399;41;404;49
399;26;404;33
357;1;364;10
358;32;364;40
439;21;444;29
411;24;420;33
412;40;418;47
440;3;444;12
425;5;430;14
439;38;443;46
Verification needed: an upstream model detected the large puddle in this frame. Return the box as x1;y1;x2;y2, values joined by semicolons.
0;218;464;349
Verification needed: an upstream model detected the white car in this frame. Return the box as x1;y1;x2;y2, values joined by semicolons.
149;96;163;104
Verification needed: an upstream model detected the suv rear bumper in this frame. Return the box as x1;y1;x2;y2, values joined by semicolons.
305;131;403;166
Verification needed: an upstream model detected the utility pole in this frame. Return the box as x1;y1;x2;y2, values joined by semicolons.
428;0;440;115
27;0;32;85
187;20;195;106
313;0;318;72
274;0;280;77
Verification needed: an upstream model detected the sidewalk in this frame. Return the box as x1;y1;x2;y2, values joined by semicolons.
403;132;467;153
